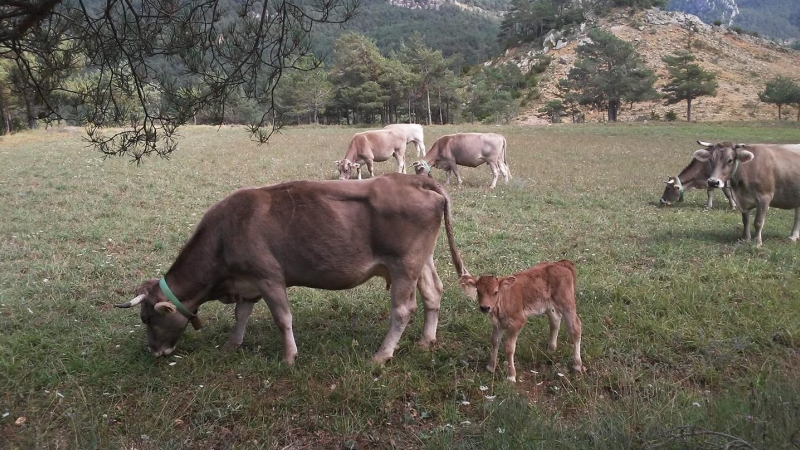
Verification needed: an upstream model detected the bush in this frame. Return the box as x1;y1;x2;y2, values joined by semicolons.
665;110;678;122
650;111;660;121
713;20;722;26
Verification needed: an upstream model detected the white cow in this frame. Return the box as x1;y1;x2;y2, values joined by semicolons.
385;123;426;156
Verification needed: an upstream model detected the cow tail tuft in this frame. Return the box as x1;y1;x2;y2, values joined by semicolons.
430;182;469;278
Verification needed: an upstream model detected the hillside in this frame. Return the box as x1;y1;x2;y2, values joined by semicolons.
505;9;800;124
668;0;800;40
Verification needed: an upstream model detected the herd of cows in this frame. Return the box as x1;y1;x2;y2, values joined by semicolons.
115;126;800;382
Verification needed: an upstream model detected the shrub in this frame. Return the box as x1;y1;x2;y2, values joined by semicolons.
665;110;678;122
713;20;722;26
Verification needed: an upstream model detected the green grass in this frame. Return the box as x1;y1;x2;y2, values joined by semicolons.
1;122;799;448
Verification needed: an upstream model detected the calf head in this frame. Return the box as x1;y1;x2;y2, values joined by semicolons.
115;278;189;357
459;275;517;314
659;176;683;206
335;159;360;180
693;141;754;188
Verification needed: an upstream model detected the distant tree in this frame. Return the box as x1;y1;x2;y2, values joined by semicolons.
396;33;452;126
499;0;585;48
275;59;333;125
758;76;800;120
661;52;718;121
559;28;658;122
539;99;565;123
0;0;356;161
329;33;389;124
464;64;524;124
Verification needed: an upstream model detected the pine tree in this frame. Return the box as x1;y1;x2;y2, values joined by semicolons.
758;76;800;120
661;52;718;122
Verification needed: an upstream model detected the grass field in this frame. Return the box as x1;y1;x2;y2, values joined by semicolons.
1;122;799;449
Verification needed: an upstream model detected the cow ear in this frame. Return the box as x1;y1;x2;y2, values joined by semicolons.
736;150;755;163
154;301;177;314
352;163;360;168
693;149;712;162
500;276;516;289
335;160;340;167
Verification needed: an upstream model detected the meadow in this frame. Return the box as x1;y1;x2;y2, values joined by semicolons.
1;122;798;449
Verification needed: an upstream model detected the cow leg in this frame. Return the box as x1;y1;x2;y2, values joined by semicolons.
445;169;452;184
395;153;405;174
545;308;562;352
741;209;751;242
790;208;800;242
753;198;771;247
416;255;443;349
221;300;258;351
257;283;298;365
722;186;737;210
486;322;502;374
488;162;500;189
563;310;584;373
365;160;375;178
451;165;463;185
373;277;417;364
504;326;521;382
499;160;511;183
705;188;714;208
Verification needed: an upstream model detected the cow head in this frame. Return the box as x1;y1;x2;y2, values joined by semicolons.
659;176;684;206
459;274;516;314
335;159;361;180
115;278;190;357
693;141;754;188
412;161;432;177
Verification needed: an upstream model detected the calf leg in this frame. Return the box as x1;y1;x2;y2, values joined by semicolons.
257;282;298;365
373;277;417;364
486;323;502;374
504;325;521;382
416;256;444;349
221;300;258;351
790;207;800;242
545;308;562;351
563;310;584;373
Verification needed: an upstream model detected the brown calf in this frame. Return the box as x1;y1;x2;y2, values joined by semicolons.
459;260;584;382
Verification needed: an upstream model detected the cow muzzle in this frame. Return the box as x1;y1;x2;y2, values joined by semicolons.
479;305;490;313
707;178;724;189
659;198;670;206
149;345;175;357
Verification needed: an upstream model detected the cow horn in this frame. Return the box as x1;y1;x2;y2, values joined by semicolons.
697;140;713;147
734;143;745;149
115;294;146;308
154;301;177;314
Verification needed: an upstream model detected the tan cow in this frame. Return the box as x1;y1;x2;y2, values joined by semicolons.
335;129;407;180
412;133;510;188
459;260;584;382
694;141;800;246
384;123;426;156
116;174;469;365
659;153;736;209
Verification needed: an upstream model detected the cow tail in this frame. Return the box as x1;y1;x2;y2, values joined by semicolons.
431;183;469;278
502;137;511;178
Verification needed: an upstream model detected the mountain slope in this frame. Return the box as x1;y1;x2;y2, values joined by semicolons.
668;0;800;40
506;9;800;124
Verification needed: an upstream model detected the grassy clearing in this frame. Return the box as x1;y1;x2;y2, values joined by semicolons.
1;122;799;449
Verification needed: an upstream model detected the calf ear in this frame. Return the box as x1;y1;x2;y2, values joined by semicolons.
500;276;517;290
154;302;177;314
458;275;477;300
693;149;712;161
736;150;755;164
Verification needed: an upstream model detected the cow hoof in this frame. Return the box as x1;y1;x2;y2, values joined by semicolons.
789;236;799;243
283;353;297;366
221;341;241;352
371;352;393;365
573;364;586;373
485;364;495;373
507;376;517;383
417;338;437;350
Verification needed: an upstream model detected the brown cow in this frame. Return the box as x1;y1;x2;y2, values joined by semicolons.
412;133;510;188
459;260;584;382
694;141;800;246
384;123;426;156
335;129;407;180
659;153;736;209
116;174;469;365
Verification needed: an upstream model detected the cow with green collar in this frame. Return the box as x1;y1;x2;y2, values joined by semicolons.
659;141;737;209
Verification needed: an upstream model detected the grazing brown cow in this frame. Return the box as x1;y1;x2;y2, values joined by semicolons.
459;260;584;382
412;133;510;188
694;141;800;246
384;123;426;156
659;153;736;209
335;129;407;180
116;174;469;364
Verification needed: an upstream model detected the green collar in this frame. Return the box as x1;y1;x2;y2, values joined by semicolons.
420;160;432;175
159;278;203;330
673;176;685;202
